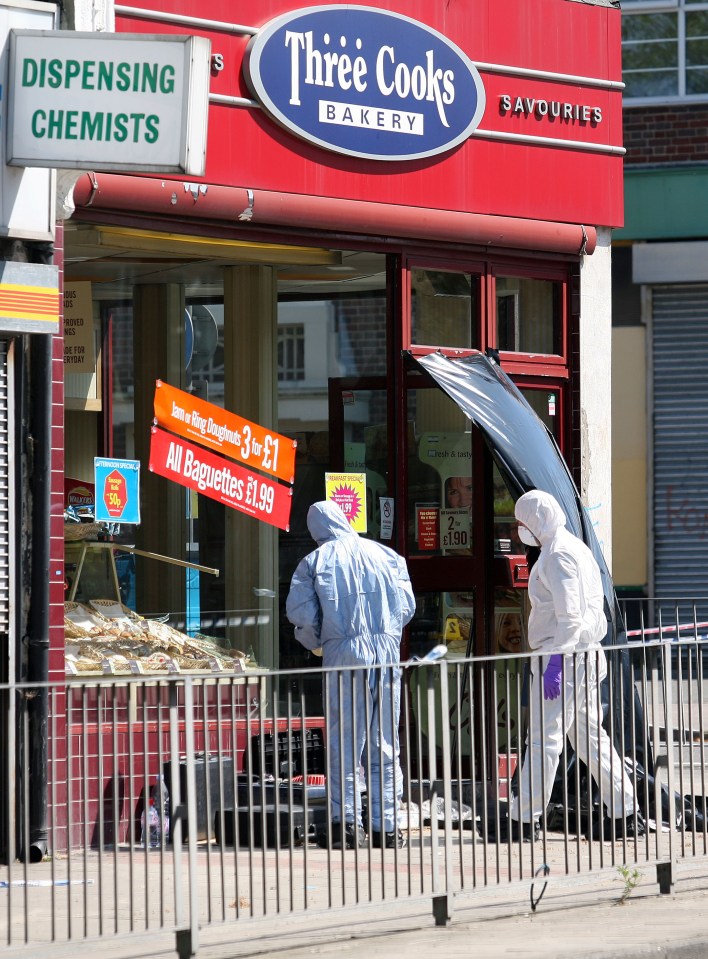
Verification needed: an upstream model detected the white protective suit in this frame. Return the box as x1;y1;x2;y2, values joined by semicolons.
510;489;637;825
286;501;416;832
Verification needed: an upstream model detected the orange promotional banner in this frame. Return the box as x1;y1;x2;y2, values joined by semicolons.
149;427;292;531
153;380;296;484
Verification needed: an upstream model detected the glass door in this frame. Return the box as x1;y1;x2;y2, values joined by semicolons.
402;372;487;658
327;377;391;541
326;256;574;770
399;257;573;770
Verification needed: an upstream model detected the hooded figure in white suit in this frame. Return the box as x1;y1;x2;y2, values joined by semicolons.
286;500;415;849
509;489;642;840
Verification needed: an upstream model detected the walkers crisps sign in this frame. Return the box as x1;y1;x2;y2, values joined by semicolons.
7;31;211;175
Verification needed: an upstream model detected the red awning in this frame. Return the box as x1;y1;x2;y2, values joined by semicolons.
72;172;596;256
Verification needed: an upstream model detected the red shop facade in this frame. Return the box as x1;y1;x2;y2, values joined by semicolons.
46;0;623;846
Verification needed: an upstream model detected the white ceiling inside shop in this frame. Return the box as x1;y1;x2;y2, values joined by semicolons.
63;224;386;298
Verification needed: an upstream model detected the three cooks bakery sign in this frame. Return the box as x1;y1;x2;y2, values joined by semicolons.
245;5;486;161
150;380;295;531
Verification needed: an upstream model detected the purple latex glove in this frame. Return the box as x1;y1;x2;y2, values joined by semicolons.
543;654;563;700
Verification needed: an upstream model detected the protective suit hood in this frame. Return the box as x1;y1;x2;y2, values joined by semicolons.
515;489;566;545
306;500;355;545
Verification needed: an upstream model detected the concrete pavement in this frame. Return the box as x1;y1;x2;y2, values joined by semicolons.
6;855;708;959
188;862;708;959
4;812;708;959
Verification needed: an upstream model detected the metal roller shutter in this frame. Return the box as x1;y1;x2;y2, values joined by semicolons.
652;284;708;611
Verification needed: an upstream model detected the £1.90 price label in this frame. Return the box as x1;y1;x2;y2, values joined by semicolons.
440;508;470;550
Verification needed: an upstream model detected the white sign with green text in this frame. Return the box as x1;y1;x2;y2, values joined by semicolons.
0;1;56;241
7;31;211;175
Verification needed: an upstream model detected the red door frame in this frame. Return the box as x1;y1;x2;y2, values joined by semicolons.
329;252;576;660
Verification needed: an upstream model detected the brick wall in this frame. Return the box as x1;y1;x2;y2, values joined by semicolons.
335;295;388;432
335;295;387;379
623;103;708;167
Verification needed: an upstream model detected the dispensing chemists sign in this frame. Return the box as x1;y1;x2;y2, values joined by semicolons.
7;32;211;175
150;381;295;531
245;5;486;162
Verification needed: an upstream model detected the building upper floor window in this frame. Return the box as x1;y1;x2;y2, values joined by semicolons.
278;323;305;382
622;1;708;102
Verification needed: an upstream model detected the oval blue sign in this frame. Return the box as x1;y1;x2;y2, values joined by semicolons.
245;5;486;162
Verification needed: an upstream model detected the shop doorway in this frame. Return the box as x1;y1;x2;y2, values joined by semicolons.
322;256;573;771
328;359;532;770
327;368;496;776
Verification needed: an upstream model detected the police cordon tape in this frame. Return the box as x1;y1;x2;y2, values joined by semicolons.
625;621;708;640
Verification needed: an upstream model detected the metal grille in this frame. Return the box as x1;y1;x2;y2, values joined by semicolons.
651;284;708;611
1;639;705;954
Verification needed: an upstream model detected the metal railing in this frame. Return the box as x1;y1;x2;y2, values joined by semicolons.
2;631;708;956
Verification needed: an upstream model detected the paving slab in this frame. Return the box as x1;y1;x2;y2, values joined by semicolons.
3;839;708;959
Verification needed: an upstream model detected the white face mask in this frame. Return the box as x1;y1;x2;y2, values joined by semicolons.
518;524;540;547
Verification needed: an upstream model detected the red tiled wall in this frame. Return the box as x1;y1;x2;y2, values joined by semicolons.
623;104;708;166
48;222;65;682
